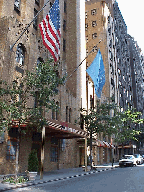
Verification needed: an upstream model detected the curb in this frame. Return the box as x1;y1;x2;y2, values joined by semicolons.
0;167;116;191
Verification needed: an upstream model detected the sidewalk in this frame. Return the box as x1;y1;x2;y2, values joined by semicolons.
0;162;119;191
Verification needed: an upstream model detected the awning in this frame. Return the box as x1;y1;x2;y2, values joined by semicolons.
109;143;115;148
96;140;105;147
118;144;135;149
9;119;87;139
103;141;111;148
46;119;88;139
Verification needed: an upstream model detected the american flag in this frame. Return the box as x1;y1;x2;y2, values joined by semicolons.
39;0;61;62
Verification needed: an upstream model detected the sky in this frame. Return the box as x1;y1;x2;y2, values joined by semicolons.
116;0;144;54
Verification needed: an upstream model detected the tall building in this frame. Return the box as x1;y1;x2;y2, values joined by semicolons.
85;0;144;162
85;0;115;165
0;0;87;174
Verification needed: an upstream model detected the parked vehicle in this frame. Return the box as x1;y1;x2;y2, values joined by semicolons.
133;154;143;165
142;155;144;161
119;155;137;167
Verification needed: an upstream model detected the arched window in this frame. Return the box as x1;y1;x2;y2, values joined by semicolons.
15;43;25;66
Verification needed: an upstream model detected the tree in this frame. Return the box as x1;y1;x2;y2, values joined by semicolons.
114;108;143;144
0;59;65;179
79;100;144;169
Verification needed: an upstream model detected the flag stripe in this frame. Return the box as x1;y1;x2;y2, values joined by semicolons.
43;18;59;55
40;22;59;60
39;0;61;62
39;23;57;61
46;14;60;48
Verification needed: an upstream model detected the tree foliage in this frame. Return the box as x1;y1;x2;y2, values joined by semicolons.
0;59;65;132
80;100;144;144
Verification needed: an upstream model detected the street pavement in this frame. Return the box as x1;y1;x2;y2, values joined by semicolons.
4;164;144;192
0;162;119;191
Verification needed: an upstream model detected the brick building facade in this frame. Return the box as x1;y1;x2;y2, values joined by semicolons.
0;0;87;174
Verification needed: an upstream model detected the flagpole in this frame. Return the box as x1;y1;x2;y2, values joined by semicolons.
66;40;101;81
10;0;50;51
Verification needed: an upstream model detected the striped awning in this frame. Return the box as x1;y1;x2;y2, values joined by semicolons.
103;141;111;148
46;119;88;138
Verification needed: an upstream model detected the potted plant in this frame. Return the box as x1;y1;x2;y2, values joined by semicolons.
27;149;39;181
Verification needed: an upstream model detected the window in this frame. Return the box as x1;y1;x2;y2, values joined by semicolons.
56;101;59;120
85;23;88;30
63;39;66;52
66;106;68;122
80;114;84;130
92;21;97;27
51;137;58;162
52;100;55;120
15;43;25;67
6;138;17;160
60;139;65;151
63;20;66;31
86;36;88;43
91;9;96;15
86;49;88;56
51;137;58;145
50;147;58;162
33;8;38;29
64;1;66;13
35;0;39;6
93;46;97;53
14;0;21;11
6;128;19;160
90;95;94;109
92;33;97;39
85;12;87;19
69;108;72;123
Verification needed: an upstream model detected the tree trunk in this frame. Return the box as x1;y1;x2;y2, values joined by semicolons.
15;122;20;181
90;129;93;170
40;126;45;179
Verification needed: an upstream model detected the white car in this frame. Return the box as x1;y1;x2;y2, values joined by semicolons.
119;155;137;167
133;154;143;165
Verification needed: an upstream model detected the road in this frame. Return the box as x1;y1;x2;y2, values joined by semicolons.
9;165;144;192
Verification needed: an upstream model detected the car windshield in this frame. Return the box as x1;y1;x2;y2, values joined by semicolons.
124;156;133;159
